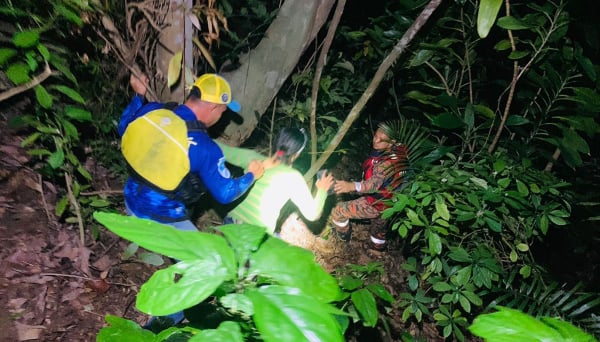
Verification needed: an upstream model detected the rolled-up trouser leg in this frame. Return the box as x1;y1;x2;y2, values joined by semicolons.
369;219;388;250
331;197;381;241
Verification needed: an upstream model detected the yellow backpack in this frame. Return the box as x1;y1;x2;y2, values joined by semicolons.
121;108;190;191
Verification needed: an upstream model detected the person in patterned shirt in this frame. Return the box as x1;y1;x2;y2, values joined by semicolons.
330;122;408;254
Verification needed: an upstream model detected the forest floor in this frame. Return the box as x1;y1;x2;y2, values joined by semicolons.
0;119;445;341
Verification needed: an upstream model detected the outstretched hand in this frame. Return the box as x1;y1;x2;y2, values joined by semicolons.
315;170;334;193
334;180;355;194
130;74;149;96
247;160;265;180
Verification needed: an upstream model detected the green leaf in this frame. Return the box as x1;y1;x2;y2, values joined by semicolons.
510;249;518;262
62;120;79;140
52;85;86;104
540;316;597;341
246;285;345;342
6;62;31;85
508;50;530;60
168;51;183;87
77;165;92;181
366;283;395;304
0;48;17;66
477;0;503;38
435;198;450;221
218;224;266;267
54;3;83;26
93;212;237;272
431;113;465;129
339;275;363;291
433;282;452;292
192;321;244;342
138;252;164;266
122;243;138;260
484;217;502;232
519;265;531;278
21;132;41;147
576;54;597;81
462;291;482;306
34;85;53;109
408;275;419;291
470;177;488;189
220;293;254;316
407;209;425;226
409;49;435;67
13;30;40;48
469;307;568;341
493;39;512;51
50;55;76;85
428;232;442;255
352;288;379;327
448;248;471;263
562;128;590;154
516;180;529;196
497;16;531;30
48;149;65;169
137;259;230;315
97;315;155;342
548;215;567;226
539;215;549;234
505;115;529;126
249;237;342;303
516;243;529;252
37;44;50;60
65;106;92;122
55;196;69;217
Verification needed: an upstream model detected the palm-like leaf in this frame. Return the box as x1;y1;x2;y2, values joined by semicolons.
378;117;431;168
489;271;600;337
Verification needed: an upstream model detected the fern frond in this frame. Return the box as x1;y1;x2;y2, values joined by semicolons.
490;271;600;337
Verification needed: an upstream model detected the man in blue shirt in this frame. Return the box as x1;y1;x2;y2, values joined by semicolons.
119;73;264;231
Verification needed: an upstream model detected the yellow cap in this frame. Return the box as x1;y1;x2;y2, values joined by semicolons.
192;74;241;112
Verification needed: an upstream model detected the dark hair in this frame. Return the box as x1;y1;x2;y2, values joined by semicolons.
274;128;308;165
187;86;202;101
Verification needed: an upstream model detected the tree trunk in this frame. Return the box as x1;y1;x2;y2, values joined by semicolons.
220;0;336;146
156;0;194;103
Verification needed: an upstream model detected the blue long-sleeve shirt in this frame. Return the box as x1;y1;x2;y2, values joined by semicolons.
119;95;255;222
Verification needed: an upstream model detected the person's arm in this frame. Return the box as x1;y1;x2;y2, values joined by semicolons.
287;172;329;221
118;74;159;137
190;137;260;204
216;141;266;168
334;160;390;194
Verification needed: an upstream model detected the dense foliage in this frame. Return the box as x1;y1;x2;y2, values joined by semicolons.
2;0;600;340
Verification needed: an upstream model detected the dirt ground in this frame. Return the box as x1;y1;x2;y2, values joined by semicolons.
0;121;442;341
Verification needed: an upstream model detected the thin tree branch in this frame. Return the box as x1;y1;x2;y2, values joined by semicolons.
0;62;52;102
305;0;443;179
309;0;347;167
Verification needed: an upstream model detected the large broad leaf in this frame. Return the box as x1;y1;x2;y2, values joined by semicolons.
249;237;342;303
218;224;266;267
137;259;231;315
97;315;154;342
93;212;236;274
246;285;345;342
477;0;503;38
469;306;594;341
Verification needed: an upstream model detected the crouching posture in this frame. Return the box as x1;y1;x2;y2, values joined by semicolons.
330;122;408;254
